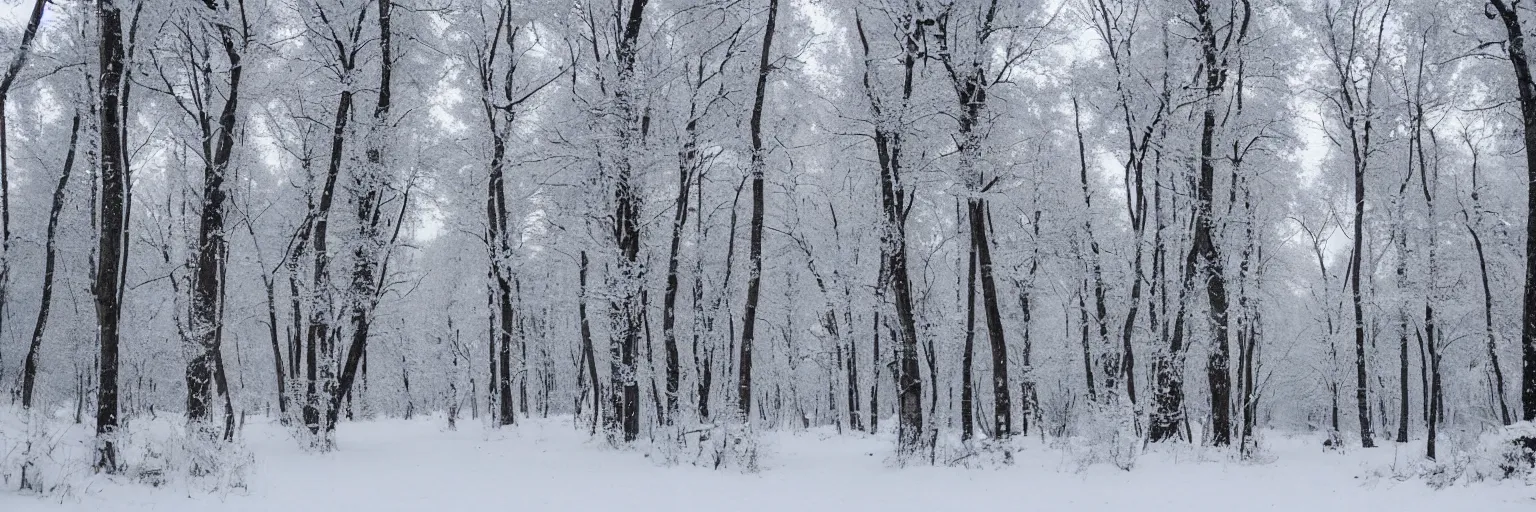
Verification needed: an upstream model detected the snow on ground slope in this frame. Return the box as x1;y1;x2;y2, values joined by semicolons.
2;415;1532;512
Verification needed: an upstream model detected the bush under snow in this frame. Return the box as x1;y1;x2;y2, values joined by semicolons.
0;406;252;496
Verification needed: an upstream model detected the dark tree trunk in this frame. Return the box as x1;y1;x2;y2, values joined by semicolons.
332;0;395;434
661;67;709;423
1397;306;1410;442
1192;0;1234;447
1464;139;1512;424
935;1;1012;439
519;290;530;417
243;208;290;421
1489;0;1536;422
692;261;711;423
1470;221;1512;425
306;83;352;437
497;286;515;425
0;0;49;375
1072;100;1102;405
1151;209;1196;442
739;0;779;422
21;111;79;409
644;290;665;426
1079;287;1097;404
1394;115;1421;443
1392;108;1415;444
302;1;368;435
1240;298;1260;450
961;233;977;441
579;251;600;433
94;0;129;472
188;0;247;429
1395;226;1411;443
286;227;307;387
870;310;880;434
1426;319;1440;459
856;11;925;456
970;200;1011;438
1017;211;1042;436
263;271;287;420
1322;0;1385;448
486;279;497;418
845;330;862;432
1235;184;1260;456
488;149;516;428
212;303;236;442
660;181;687;424
1413;90;1442;456
601;0;650;444
1350;165;1373;448
924;316;938;435
474;1;526;430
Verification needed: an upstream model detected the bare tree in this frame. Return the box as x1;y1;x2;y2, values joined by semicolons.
738;0;781;422
855;4;925;458
21;110;81;409
0;0;48;368
1319;0;1390;448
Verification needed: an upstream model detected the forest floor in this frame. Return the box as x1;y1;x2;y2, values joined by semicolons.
2;412;1533;511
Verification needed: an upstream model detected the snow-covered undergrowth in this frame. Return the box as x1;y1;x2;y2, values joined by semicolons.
0;406;252;497
1;413;1532;511
1399;422;1536;489
649;420;763;471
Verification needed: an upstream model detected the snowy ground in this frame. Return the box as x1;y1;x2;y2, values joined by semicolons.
2;414;1533;511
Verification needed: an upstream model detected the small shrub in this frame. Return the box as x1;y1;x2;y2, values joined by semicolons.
651;416;763;472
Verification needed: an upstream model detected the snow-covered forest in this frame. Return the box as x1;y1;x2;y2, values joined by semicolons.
0;0;1535;508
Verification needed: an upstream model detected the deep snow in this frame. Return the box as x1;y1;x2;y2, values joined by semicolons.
2;415;1532;511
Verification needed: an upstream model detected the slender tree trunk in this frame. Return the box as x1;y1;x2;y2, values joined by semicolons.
739;0;780;421
1072;99;1104;405
870;310;880;433
692;260;712;423
21;111;79;409
0;0;48;380
579;251;600;433
518;284;530;417
486;279;498;419
1396;229;1411;443
1461;136;1512;425
970;200;1011;438
188;0;246;432
1470;220;1512;425
1079;286;1097;404
1413;90;1442;456
1427;338;1441;459
306;83;353;438
661;78;707;423
1236;184;1260;456
1152;209;1196;442
845;326;862;431
263;272;287;420
855;11;924;455
1017;211;1042;436
961;232;977;441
